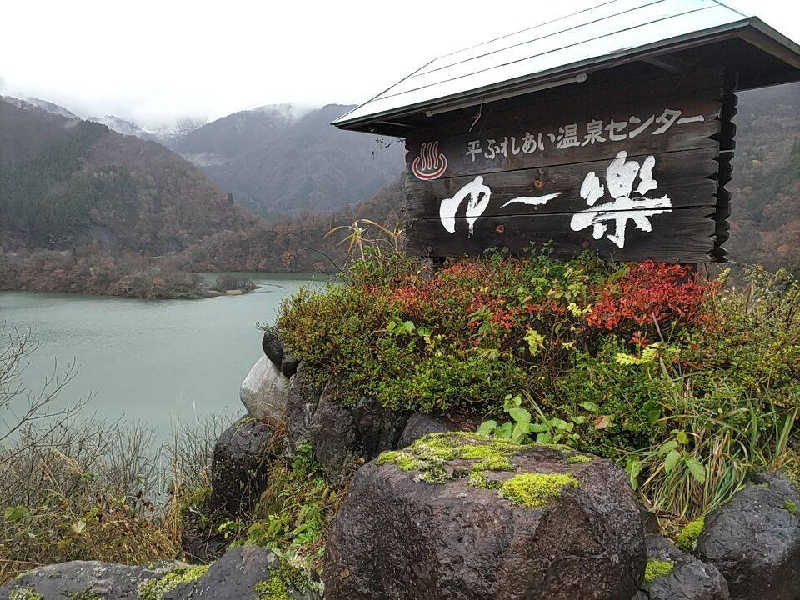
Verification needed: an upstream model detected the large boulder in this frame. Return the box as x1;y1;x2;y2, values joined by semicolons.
285;364;407;478
309;392;408;485
240;355;290;425
324;433;646;600
639;534;729;600
398;413;458;448
281;351;300;378
262;326;284;368
697;471;800;600
210;416;274;515
0;561;183;600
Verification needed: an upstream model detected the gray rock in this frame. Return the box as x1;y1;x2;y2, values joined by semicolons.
324;433;645;600
0;560;183;600
639;504;660;535
262;326;284;368
309;393;408;485
168;546;319;600
0;549;321;600
240;355;290;425
640;534;729;600
281;351;300;377
697;471;800;600
286;362;324;457
398;413;457;448
210;416;274;515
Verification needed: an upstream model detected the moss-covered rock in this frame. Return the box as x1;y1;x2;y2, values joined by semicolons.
500;472;579;508
644;560;674;584
0;561;184;600
698;472;800;600
325;432;644;600
8;589;43;600
639;534;728;600
138;565;209;600
676;517;705;552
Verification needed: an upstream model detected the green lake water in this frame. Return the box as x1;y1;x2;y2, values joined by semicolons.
0;274;324;437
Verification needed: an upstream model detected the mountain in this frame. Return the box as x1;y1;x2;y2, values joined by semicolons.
0;97;257;254
173;103;404;217
727;82;800;271
170;104;298;166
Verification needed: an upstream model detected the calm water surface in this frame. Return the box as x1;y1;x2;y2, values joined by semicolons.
0;274;324;437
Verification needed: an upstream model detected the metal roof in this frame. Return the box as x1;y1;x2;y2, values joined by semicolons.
334;0;800;131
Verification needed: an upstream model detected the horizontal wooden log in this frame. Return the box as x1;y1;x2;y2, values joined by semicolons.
406;207;719;263
404;148;720;220
406;98;721;179
406;66;728;141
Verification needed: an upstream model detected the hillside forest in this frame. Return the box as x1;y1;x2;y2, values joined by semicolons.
0;83;797;297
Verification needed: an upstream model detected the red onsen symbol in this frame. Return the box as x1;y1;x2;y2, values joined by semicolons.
411;141;448;180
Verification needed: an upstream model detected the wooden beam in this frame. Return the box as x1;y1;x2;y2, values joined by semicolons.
641;55;687;74
739;26;800;70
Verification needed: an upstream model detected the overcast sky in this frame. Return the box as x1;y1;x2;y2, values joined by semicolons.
1;0;798;128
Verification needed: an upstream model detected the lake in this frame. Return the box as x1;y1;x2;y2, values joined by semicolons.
0;274;324;437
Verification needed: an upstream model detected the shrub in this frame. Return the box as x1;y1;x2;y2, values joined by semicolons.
276;251;799;529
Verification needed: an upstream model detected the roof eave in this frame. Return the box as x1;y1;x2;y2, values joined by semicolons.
333;17;800;134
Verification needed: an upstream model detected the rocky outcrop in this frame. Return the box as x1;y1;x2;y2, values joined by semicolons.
638;534;729;600
261;325;298;377
286;362;325;456
281;351;300;378
697;472;800;600
285;364;407;479
309;392;408;485
210;416;274;515
262;326;284;368
324;433;645;600
240;355;290;424
0;560;184;600
398;413;457;448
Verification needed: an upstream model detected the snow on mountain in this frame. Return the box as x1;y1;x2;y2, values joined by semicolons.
88;115;156;140
249;103;314;122
1;96;80;120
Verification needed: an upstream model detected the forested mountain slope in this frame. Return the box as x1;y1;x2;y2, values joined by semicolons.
728;82;800;270
0;98;257;255
177;104;403;217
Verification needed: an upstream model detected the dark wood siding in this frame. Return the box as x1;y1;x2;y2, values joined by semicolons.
402;67;734;262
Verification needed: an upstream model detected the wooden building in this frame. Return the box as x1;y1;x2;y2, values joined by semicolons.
333;0;800;263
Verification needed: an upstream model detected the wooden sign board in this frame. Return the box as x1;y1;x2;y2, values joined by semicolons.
403;67;735;262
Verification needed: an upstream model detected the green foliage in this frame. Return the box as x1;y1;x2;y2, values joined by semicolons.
644;560;675;584
676;517;705;552
229;442;337;571
479;394;579;446
277;251;799;530
254;562;315;600
500;473;579;508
